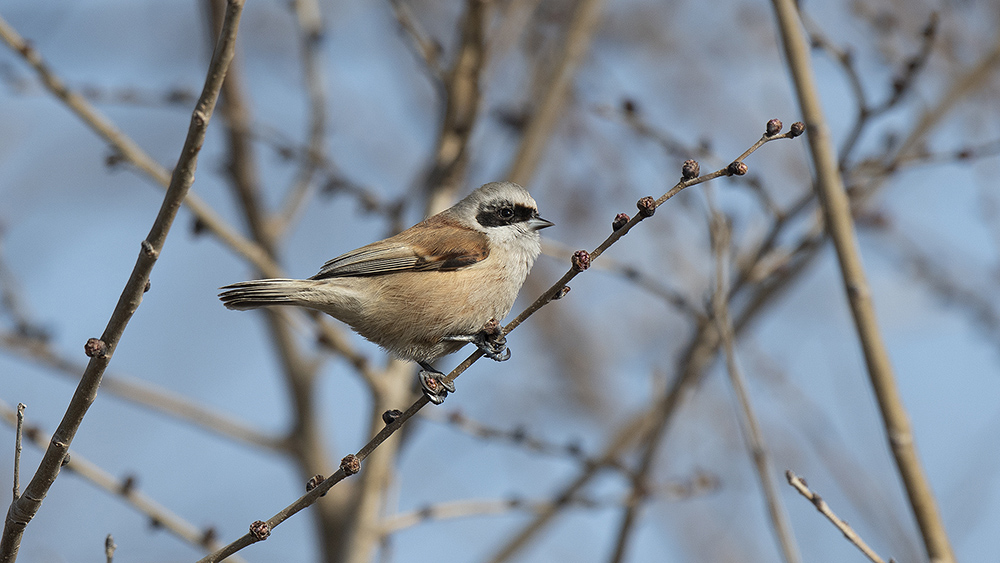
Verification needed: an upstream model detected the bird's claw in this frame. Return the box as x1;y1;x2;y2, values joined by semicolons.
442;319;511;362
418;365;454;405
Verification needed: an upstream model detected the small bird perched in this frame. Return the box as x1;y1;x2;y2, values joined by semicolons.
219;181;552;403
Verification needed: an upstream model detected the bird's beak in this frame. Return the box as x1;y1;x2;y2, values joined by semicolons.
528;216;554;231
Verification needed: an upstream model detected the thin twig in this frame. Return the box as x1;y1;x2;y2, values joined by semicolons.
708;201;801;563
0;400;247;563
786;471;888;563
0;3;245;560
105;534;116;563
11;404;23;502
489;127;806;563
771;1;956;561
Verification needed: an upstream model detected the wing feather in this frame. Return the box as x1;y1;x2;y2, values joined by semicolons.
310;214;489;279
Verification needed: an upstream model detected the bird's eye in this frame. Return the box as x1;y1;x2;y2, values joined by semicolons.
498;207;514;219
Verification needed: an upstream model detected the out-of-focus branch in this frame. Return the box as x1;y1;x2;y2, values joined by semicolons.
0;12;277;277
423;409;632;474
0;400;248;563
541;238;703;319
786;471;889;563
204;3;347;562
0;2;245;559
770;1;955;562
507;0;605;186
389;0;444;78
0;329;284;451
422;0;490;216
709;205;800;563
382;473;718;535
271;0;329;239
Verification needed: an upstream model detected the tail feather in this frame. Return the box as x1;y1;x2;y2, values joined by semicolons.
219;279;311;311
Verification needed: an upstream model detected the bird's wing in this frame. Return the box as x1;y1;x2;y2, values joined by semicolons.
310;215;490;279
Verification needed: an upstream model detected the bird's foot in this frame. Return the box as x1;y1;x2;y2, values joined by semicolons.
418;362;455;405
442;318;510;362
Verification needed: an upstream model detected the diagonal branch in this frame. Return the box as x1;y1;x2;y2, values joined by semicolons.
196;125;804;563
0;2;245;559
786;471;889;563
0;399;248;563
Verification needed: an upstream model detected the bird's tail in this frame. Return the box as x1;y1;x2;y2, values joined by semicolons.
218;279;316;311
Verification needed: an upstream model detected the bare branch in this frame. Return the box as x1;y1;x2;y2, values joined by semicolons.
197;124;805;563
709;201;800;563
0;399;247;562
770;1;955;561
104;534;116;563
786;471;889;563
0;2;246;559
11;404;23;502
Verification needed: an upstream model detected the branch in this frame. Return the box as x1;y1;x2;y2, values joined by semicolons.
786;471;889;563
770;1;955;561
507;0;605;185
0;400;247;563
708;203;800;563
196;123;803;562
487;123;805;563
0;329;284;451
271;0;330;239
0;2;245;559
10;404;23;502
421;0;489;217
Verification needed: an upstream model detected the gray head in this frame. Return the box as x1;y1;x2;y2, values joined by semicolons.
450;182;553;235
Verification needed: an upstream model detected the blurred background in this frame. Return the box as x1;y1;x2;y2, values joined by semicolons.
0;0;998;561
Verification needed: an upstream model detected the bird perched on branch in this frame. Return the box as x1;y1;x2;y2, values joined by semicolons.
219;181;552;403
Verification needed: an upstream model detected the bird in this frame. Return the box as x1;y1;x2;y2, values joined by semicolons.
219;181;553;403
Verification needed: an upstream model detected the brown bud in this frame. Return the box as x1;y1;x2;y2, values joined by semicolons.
382;409;402;425
143;280;151;293
636;196;656;218
571;250;591;272
766;119;783;137
341;454;361;476
61;453;71;467
612;213;630;232
789;122;805;137
727;161;748;176
551;286;571;301
682;159;700;179
85;338;108;358
249;520;271;541
306;474;326;494
200;527;217;547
